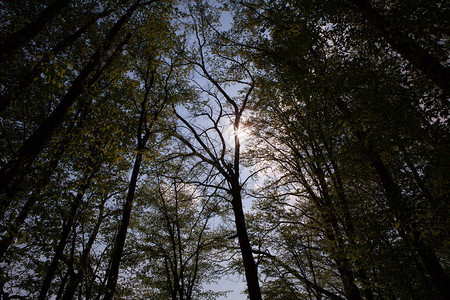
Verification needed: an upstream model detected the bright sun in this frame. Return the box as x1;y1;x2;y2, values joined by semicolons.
226;124;248;145
234;127;247;140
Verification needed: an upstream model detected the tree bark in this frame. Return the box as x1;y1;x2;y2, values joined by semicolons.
61;198;106;300
230;186;262;300
0;105;89;258
102;151;143;300
333;95;449;298
365;143;450;299
317;196;362;300
102;35;161;298
324;144;375;300
56;270;70;300
288;138;362;300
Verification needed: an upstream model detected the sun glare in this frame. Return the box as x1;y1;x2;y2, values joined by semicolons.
234;127;247;140
226;124;249;146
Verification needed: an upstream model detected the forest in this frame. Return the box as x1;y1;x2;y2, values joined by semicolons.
0;0;448;299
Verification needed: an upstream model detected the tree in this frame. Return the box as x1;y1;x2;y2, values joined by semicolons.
0;0;144;204
228;0;449;298
0;1;182;298
347;0;450;95
171;3;261;298
0;0;71;64
102;56;175;299
121;161;228;299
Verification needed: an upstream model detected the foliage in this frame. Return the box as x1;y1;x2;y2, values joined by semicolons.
0;1;448;299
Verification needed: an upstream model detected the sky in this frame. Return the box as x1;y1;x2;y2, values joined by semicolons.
207;275;248;299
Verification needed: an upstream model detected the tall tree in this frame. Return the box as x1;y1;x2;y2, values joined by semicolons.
1;1;448;299
121;161;228;299
228;0;449;298
103;37;181;298
0;0;143;201
348;0;450;95
172;4;261;298
0;0;71;63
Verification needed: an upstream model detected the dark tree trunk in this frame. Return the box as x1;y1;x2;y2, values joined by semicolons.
332;95;449;298
320;197;362;300
230;186;262;300
0;155;64;258
0;8;113;113
0;100;92;258
102;152;143;300
290;140;362;300
316;165;362;300
0;0;71;62
0;191;42;259
62;199;106;300
38;183;90;300
56;271;70;300
162;188;184;300
324;146;375;300
350;0;450;95
365;143;450;299
102;35;162;298
38;143;101;299
317;197;362;300
0;70;89;201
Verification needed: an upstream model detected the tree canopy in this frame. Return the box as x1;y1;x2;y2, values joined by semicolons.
0;0;448;299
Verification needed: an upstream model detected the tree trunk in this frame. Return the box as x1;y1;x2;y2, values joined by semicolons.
365;143;450;299
230;186;262;300
292;141;362;300
0;0;71;62
56;270;70;300
321;201;362;300
0;191;42;259
0;8;113;113
350;0;450;95
0;131;70;258
332;95;449;297
38;183;89;300
102;35;163;297
317;198;362;300
62;198;106;300
102;152;143;300
325;147;375;300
